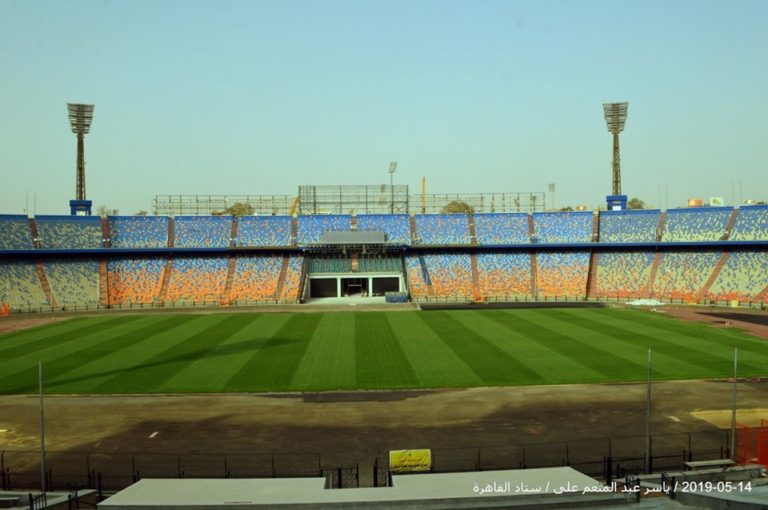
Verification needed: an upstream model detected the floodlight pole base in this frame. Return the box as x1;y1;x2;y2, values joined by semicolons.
70;199;93;216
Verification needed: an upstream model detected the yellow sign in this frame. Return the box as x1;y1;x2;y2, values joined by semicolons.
389;449;432;473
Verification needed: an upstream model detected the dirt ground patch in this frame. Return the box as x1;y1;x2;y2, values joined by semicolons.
659;305;768;339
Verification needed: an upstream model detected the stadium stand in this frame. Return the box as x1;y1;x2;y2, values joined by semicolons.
0;215;34;250
476;252;532;297
598;210;660;243
531;212;593;244
278;255;303;301
108;216;170;248
414;214;471;245
536;251;590;298
405;256;431;298
173;216;233;248
417;253;473;298
652;251;721;301
36;215;103;249
43;259;100;307
473;213;530;245
297;215;352;244
662;207;732;242
729;205;768;241
165;256;229;302
705;251;768;302
107;257;166;305
356;214;411;244
0;260;48;309
236;216;293;247
594;252;655;298
229;255;284;302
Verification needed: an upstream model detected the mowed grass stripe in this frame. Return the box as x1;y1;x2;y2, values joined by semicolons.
226;313;323;391
161;314;292;392
355;312;418;389
499;310;645;381
385;312;483;388
0;317;90;345
93;315;251;393
2;315;189;394
43;315;202;393
537;309;716;380
0;315;143;360
418;311;544;385
290;313;355;391
472;310;606;384
561;309;768;376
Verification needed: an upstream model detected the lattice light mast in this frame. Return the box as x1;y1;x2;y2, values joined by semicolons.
67;103;95;215
602;102;628;196
388;161;398;214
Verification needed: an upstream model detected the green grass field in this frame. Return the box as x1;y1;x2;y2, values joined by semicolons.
0;308;766;395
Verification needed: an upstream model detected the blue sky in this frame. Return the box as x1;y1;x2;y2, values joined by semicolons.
1;0;766;215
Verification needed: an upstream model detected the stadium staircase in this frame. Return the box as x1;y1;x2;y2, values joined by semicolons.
291;217;298;246
591;212;600;242
644;252;663;298
230;217;239;247
159;257;173;304
350;215;357;229
755;283;768;304
28;218;40;249
100;217;111;247
296;256;309;301
585;252;599;298
529;253;538;298
167;217;175;248
222;255;236;305
656;212;666;242
418;255;436;297
34;261;56;308
275;255;290;301
409;215;417;244
700;252;730;298
98;259;109;307
470;253;481;301
468;212;477;245
723;209;740;240
527;214;535;242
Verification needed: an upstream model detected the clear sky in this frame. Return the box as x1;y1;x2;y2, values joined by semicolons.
1;0;766;215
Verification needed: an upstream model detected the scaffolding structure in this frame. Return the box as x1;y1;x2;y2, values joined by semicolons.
299;185;409;215
413;192;545;214
153;195;294;216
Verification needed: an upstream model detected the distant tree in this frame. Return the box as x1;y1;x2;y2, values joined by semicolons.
134;210;148;216
558;206;574;212
224;202;255;216
441;201;474;214
627;197;646;210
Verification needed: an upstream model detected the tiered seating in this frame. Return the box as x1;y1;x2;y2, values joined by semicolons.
421;253;473;297
594;252;655;298
230;255;283;301
297;215;352;244
405;256;430;298
357;257;402;273
236;216;293;247
278;256;303;301
536;252;590;297
729;206;768;241
652;251;720;300
476;253;531;297
356;214;411;244
598;210;660;243
0;215;33;250
173;216;233;248
108;216;169;248
414;214;471;245
662;208;732;242
0;260;47;308
706;252;768;302
474;213;530;245
43;259;100;307
309;258;352;273
165;256;228;302
107;257;166;304
36;215;103;249
532;212;593;243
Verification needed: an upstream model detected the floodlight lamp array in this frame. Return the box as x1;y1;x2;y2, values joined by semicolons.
602;102;628;134
67;103;95;134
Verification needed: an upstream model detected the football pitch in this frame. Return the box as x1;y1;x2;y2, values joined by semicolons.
0;308;766;395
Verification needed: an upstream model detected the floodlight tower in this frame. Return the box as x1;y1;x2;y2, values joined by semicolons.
67;103;95;215
388;161;398;213
603;102;628;210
